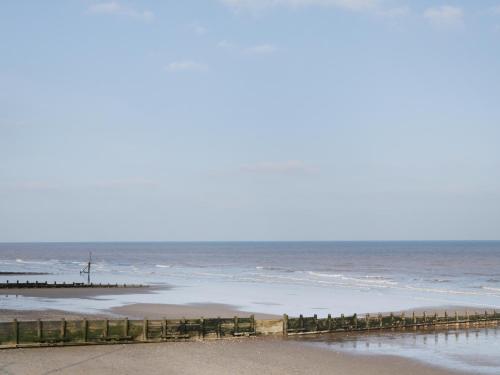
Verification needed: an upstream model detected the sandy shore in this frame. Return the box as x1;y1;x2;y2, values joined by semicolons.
0;337;458;375
0;285;163;298
0;302;278;321
110;303;279;319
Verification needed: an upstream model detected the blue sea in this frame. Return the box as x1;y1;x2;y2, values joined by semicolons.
1;241;499;373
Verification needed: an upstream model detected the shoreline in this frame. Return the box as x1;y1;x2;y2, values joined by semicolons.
0;285;165;299
0;302;492;374
1;300;495;320
109;302;280;319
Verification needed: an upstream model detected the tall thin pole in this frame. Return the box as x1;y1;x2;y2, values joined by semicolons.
87;252;91;284
80;251;92;285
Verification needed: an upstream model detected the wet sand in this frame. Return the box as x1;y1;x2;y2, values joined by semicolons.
0;302;278;321
0;285;163;298
0;337;457;375
110;303;280;319
0;302;483;374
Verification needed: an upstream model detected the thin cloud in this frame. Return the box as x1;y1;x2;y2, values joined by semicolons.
423;5;464;28
165;61;208;73
91;178;159;189
240;160;319;175
220;0;376;12
87;1;154;21
376;6;410;18
189;23;208;35
491;6;500;15
1;178;159;192
244;44;277;55
217;40;235;48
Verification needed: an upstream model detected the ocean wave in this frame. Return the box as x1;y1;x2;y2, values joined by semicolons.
481;286;500;292
155;264;171;268
429;279;451;283
255;266;294;273
307;271;398;286
15;258;55;265
307;271;343;278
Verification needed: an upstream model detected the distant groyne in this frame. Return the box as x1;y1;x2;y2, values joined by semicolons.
0;281;145;289
1;311;499;349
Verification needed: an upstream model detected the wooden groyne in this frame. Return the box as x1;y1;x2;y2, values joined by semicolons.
0;281;145;289
1;310;498;349
282;310;500;335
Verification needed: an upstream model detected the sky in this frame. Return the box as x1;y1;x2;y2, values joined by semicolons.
1;0;500;242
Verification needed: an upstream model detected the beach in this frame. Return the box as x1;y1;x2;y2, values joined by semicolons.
0;301;496;374
0;336;456;375
1;241;499;374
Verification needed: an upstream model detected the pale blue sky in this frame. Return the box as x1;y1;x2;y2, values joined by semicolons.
1;0;499;241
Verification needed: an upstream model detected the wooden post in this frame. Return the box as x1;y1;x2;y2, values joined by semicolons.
61;318;66;342
314;314;318;332
251;315;255;335
283;314;289;336
37;319;42;342
83;318;88;342
217;317;221;338
412;312;416;331
455;311;459;327
423;311;427;325
124;318;129;339
13;319;19;346
401;312;405;329
327;314;332;331
390;313;394;329
341;314;345;329
353;314;358;330
143;318;148;341
200;317;204;339
104;319;109;339
300;314;304;331
365;314;370;330
378;313;382;329
161;318;167;339
234;316;239;336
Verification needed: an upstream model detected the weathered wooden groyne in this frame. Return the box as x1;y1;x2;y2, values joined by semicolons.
282;310;500;335
1;310;498;349
0;281;145;289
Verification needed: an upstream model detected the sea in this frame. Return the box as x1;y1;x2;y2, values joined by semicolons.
1;241;499;373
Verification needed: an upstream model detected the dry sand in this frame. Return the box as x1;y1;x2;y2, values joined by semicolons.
0;337;458;375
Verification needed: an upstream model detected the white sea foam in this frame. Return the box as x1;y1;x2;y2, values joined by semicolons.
480;286;500;293
155;264;171;268
15;258;54;265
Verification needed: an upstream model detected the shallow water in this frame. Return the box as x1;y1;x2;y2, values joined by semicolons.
1;241;499;317
1;241;500;316
296;326;500;374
